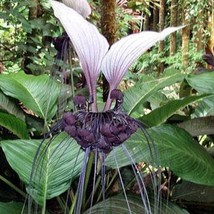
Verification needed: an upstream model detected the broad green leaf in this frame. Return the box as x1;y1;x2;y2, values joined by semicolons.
194;95;214;117
186;72;214;94
0;202;27;214
173;181;214;204
0;71;61;122
84;194;189;214
123;73;185;116
0;112;29;139
141;94;209;126
106;125;214;186
1;132;84;204
178;116;214;137
0;90;25;120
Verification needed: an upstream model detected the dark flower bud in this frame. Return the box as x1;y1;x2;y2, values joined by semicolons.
110;89;124;111
100;124;113;137
109;125;120;135
63;112;76;125
77;128;91;137
73;95;86;110
110;89;123;100
64;125;76;137
128;121;139;133
97;137;111;153
108;136;120;145
118;132;129;143
84;133;95;143
77;139;90;149
74;95;86;105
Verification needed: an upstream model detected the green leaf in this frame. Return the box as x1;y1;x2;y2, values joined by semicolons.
141;94;210;126
84;194;189;214
0;112;29;139
106;125;214;186
123;73;185;116
194;95;214;117
178;116;214;137
186;72;214;94
173;180;214;204
0;71;61;122
0;202;27;214
1;132;84;204
0;90;25;121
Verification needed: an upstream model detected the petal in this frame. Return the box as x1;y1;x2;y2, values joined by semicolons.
101;26;184;90
62;0;91;18
51;1;109;99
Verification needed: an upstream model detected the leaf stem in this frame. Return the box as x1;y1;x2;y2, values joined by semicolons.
68;46;75;111
0;175;26;198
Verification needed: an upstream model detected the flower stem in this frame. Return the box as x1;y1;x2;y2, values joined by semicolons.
82;151;94;209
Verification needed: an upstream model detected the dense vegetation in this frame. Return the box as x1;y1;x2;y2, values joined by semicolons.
0;0;214;213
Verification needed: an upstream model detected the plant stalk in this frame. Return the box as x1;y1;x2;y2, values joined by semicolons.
0;175;26;198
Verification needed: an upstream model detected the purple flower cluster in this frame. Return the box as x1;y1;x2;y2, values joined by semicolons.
62;90;139;153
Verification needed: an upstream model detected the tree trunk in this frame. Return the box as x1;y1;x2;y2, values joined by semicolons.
170;0;177;55
181;2;190;69
158;0;165;74
100;0;117;101
182;26;190;69
143;1;150;31
22;0;43;74
208;1;214;55
143;13;150;31
100;0;117;46
152;4;159;31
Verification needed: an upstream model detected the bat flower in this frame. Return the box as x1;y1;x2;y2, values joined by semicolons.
28;1;183;214
50;0;182;151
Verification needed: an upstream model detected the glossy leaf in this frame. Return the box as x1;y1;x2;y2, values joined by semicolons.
106;125;214;186
186;72;214;94
0;202;27;214
0;90;25;121
141;94;210;126
178;116;214;137
123;73;185;116
0;71;60;122
1;132;84;204
84;194;189;214
194;95;214;117
0;112;29;139
173;180;214;203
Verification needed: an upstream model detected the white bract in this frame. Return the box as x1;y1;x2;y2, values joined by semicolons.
62;0;91;18
51;0;183;111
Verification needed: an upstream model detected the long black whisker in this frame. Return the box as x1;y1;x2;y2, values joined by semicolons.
27;136;55;214
101;151;106;214
76;147;90;214
34;135;69;190
121;144;152;214
89;148;98;213
64;147;82;214
137;125;162;213
112;149;132;213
